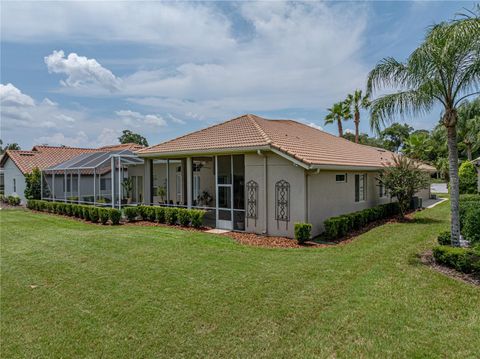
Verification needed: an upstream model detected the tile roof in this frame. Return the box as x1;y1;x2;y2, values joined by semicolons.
0;146;98;174
138;114;435;170
0;143;146;175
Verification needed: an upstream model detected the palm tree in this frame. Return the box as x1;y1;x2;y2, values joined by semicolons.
456;98;480;160
345;90;370;143
324;101;351;137
367;11;480;245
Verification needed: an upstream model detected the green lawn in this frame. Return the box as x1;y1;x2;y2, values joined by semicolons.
1;202;479;358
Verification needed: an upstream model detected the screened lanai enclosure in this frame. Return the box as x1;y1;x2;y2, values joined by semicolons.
41;150;145;208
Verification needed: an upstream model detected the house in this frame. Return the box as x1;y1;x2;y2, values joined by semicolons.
473;157;480;192
136;114;435;238
0;143;144;204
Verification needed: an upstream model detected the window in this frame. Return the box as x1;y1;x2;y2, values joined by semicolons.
336;174;347;183
176;173;183;204
355;174;367;202
193;174;201;201
379;181;386;198
100;178;107;191
13;178;16;192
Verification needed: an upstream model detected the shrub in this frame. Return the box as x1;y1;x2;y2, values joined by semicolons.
437;231;451;246
8;195;21;206
109;208;121;225
177;208;191;226
433;246;480;274
137;205;148;220
65;204;73;216
72;204;81;218
463;207;480;244
459;194;480;202
82;206;91;221
165;207;178;225
99;208;110;225
323;202;401;240
123;207;139;221
190;209;205;228
459;161;477;194
50;202;58;214
89;207;99;223
295;223;312;244
155;206;165;223
24;167;42;200
459;201;478;229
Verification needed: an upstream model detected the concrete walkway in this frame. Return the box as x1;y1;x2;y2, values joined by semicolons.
424;197;448;209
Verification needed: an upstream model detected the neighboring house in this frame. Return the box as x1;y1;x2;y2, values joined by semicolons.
0;143;144;204
473;157;480;192
137;114;435;238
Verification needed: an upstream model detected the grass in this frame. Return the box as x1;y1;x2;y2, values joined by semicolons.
1;202;479;358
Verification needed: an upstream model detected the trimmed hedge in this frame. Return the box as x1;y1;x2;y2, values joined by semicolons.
437;231;451;246
26;200;206;229
323;202;400;240
7;196;21;206
463;207;480;244
294;223;312;244
26;200;118;225
433;245;480;274
459;194;480;202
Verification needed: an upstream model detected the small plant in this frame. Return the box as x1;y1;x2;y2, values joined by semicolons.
177;208;191;226
123;207;138;221
190;209;205;228
89;207;99;223
7;195;21;206
155;207;165;223
99;208;109;225
109;208;121;225
156;186;167;203
437;231;451;246
165;207;178;225
294;223;312;244
82;206;91;221
122;178;134;202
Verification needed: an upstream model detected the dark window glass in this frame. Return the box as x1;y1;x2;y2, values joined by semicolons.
336;174;346;182
233;155;244;210
233;211;245;231
217;156;231;184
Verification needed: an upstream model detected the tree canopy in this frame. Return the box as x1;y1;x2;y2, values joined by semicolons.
118;130;149;147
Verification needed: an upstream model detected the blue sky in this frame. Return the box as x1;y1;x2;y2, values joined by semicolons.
0;1;474;149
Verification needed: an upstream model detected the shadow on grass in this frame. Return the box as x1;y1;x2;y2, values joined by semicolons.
412;217;444;224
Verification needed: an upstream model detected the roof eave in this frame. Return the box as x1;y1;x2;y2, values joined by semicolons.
136;145;272;158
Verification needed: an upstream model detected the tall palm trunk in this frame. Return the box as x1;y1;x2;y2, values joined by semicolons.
337;117;343;137
446;122;461;246
354;111;360;143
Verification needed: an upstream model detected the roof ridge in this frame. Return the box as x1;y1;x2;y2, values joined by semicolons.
33;145;96;151
137;114;254;153
246;114;272;145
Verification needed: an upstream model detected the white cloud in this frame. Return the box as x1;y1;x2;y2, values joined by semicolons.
45;50;121;91
168;113;186;125
307;122;323;131
116;110;167;127
34;131;89;147
0;83;35;106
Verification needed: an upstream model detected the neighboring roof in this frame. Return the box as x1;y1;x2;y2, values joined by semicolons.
99;143;145;151
138;114;436;171
0;146;98;174
0;143;146;175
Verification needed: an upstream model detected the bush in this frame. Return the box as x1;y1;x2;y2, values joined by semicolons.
109;208;121;225
72;204;81;218
463;207;480;244
165;207;178;225
433;246;480;274
190;209;205;228
89;207;99;223
137;205;148;219
294;223;312;244
459;194;480;202
177;208;191;226
7;195;21;206
459;161;478;194
437;231;451;246
99;208;110;225
459;201;478;229
123;207;139;222
82;206;91;221
323;202;401;240
155;206;165;223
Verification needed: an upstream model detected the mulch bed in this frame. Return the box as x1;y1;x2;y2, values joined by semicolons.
420;250;480;286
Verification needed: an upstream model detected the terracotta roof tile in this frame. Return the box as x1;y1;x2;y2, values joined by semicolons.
138;114;435;170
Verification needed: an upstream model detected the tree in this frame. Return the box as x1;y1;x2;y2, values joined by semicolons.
24;167;42;200
377;156;430;218
367;10;480;245
342;132;386;148
402;132;433;161
379;123;413;152
118;130;149;147
456;98;480;160
324;102;351;137
459;161;478;194
345;90;370;143
0;140;21;154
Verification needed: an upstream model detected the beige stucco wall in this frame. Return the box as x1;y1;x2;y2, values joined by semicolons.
245;152;306;238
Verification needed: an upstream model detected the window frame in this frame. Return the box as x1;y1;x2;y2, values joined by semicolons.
355;174;367;203
335;174;347;183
